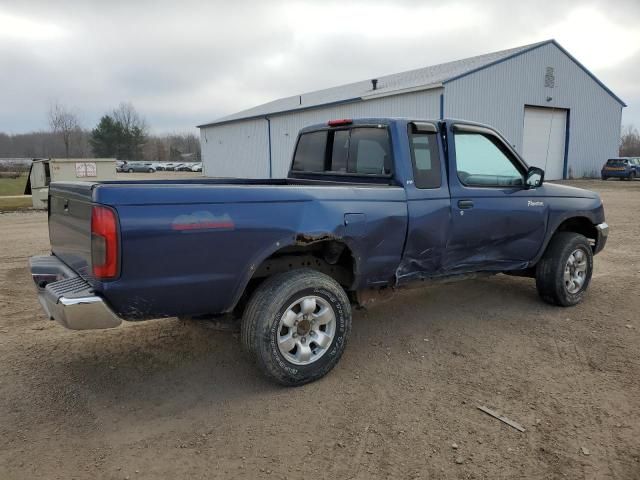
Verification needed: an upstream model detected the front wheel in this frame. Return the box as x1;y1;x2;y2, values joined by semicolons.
241;269;351;386
536;232;593;306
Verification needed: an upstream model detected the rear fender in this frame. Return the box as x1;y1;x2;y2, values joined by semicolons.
225;233;360;313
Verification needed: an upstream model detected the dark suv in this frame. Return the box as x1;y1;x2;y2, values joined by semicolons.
601;158;637;180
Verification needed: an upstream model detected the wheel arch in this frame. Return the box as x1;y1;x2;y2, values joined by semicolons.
227;236;359;316
532;215;599;267
554;216;598;243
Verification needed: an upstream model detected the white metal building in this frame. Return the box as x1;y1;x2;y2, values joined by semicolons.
198;40;625;180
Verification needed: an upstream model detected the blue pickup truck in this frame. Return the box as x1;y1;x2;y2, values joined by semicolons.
30;118;608;385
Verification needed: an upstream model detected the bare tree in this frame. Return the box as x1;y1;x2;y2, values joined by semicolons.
111;102;148;160
48;102;80;158
620;124;640;157
112;102;147;134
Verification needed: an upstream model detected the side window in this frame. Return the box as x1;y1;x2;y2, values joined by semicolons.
291;131;328;172
409;131;441;189
454;132;523;187
44;162;51;186
349;128;391;175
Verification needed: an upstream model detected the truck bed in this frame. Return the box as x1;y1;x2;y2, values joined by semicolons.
47;177;407;319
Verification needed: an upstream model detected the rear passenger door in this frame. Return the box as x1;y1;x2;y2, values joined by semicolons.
444;123;547;272
400;122;451;282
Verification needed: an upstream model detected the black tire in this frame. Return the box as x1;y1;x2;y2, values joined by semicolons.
148;168;154;173
128;168;134;173
601;176;607;181
536;232;593;307
241;269;351;386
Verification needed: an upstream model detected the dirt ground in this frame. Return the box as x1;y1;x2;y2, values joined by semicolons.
0;180;638;480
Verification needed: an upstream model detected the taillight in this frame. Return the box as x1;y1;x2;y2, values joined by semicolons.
91;205;119;279
327;119;352;127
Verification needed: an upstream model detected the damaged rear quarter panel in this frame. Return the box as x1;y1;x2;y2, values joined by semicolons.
96;183;407;319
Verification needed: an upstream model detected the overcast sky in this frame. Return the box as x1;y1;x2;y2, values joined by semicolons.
0;0;639;135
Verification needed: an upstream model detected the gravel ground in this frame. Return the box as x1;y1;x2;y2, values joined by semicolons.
0;179;638;479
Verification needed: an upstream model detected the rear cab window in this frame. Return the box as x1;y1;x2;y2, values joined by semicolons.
291;126;392;177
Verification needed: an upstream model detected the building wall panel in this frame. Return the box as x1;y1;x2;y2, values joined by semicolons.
202;89;441;178
200;118;269;178
444;42;623;178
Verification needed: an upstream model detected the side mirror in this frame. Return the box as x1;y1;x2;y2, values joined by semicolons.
525;166;544;188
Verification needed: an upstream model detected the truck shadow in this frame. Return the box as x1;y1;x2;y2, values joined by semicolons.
12;274;547;433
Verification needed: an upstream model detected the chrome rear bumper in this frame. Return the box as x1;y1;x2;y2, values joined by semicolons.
29;255;122;330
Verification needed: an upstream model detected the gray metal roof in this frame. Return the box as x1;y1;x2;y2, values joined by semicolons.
198;39;623;128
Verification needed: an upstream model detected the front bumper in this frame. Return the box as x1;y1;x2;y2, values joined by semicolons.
29;255;122;330
594;222;609;255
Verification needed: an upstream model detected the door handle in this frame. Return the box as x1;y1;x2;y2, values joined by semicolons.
458;200;474;210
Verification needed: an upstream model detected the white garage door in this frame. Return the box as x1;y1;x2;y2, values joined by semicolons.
522;106;567;180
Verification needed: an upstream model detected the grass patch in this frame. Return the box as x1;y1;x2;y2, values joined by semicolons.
0;175;28;196
0;195;32;212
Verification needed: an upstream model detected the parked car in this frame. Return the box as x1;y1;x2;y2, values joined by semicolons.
191;163;203;172
177;163;195;171
628;157;640;176
601;158;636;180
122;162;156;173
115;160;126;172
162;163;181;171
30;118;608;386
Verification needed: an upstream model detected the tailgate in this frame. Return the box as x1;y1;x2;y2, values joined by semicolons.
48;182;97;282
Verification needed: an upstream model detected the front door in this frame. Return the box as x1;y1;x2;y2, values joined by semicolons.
444;123;548;273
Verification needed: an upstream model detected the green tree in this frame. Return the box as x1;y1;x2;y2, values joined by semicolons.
126;125;146;160
90;104;148;160
90;115;122;157
113;102;147;160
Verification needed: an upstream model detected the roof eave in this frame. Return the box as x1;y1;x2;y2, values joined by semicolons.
197;83;445;129
197;96;362;129
360;82;443;100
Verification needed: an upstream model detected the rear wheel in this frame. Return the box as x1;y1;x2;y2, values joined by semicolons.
241;269;351;386
128;168;134;173
536;232;593;306
601;175;608;180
